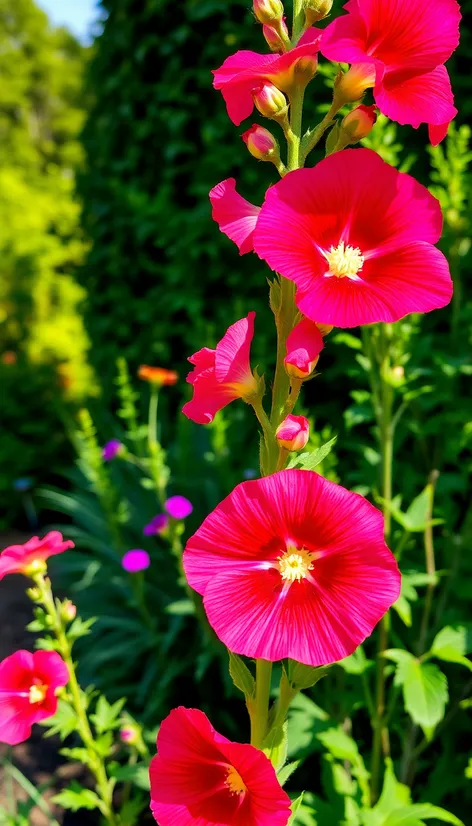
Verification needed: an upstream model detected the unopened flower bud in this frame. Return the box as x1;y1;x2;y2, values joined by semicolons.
341;105;377;143
253;0;284;25
120;724;140;745
304;0;333;24
285;318;325;379
252;82;288;120
26;587;41;602
334;63;376;105
242;124;280;162
390;365;405;387
276;415;310;452
23;558;48;578
263;20;289;52
61;600;77;622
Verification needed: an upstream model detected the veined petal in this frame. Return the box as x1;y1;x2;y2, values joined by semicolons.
210;179;260;255
375;65;457;133
215;312;255;384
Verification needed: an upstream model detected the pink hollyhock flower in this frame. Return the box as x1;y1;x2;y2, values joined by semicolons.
165;496;193;520
321;0;461;145
184;469;401;666
210;179;260;255
0;650;69;745
253;148;452;327
122;550;151;573
0;532;74;581
182;313;257;425
150;707;292;826
242;124;279;161
143;514;169;536
213;28;322;125
285;318;325;378
276;415;310;451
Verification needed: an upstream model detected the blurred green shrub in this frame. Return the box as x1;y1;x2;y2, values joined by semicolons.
0;0;96;525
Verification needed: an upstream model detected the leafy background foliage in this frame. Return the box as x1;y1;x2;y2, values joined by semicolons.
0;0;471;823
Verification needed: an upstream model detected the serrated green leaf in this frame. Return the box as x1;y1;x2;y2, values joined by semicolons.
277;760;300;786
263;723;288;772
109;762;151;791
229;652;255;698
392;594;413;627
372;758;412;818
396;659;448;735
287;660;329;689
430;626;472;670
59;747;93;768
90;695;126;734
42;699;78;739
339;646;373;675
287;437;337;471
52;782;102;813
384;803;464;825
288;792;305;825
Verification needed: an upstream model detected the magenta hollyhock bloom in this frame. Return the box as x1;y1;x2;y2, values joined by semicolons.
102;439;123;461
321;0;461;145
0;650;69;745
210;179;260;255
150;707;292;826
143;514;169;536
285;318;325;378
122;550;151;573
184;470;400;666
165;496;193;520
253;148;452;327
0;532;74;581
276;415;310;452
182;313;257;425
213;27;321;125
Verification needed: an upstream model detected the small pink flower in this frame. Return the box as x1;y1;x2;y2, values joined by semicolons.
102;439;123;462
122;550;151;573
209;179;260;255
165;496;193;520
184;469;401;666
276;415;310;451
0;650;69;745
213;28;322;125
321;0;461;144
182;313;257;425
0;532;74;581
285;318;325;378
253;149;452;327
150;707;292;826
143;514;169;536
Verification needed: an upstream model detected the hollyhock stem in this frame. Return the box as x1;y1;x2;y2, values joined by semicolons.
32;574;118;826
270;277;297;431
292;0;307;44
301;100;343;163
250;659;273;748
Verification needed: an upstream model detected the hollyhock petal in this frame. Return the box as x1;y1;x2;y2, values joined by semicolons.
184;470;400;666
429;122;450;147
0;532;74;580
150;708;291;826
253;149;447;328
285;318;324;377
210;179;260;254
186;348;216;383
352;0;460;71
213;30;321;126
182;368;241;424
321;9;374;65
215;312;255;384
375;65;457;134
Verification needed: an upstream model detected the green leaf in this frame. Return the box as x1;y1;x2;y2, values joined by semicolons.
339;646;373;675
42;699;78;739
52;782;102;813
229;652;255;698
262;723;288;772
109;762;151;791
430;626;472;671
67;616;96;641
372;758;412;819
90;695;126;734
287;437;337;471
119;795;148;826
287;660;330;689
288;793;305;825
59;747;93;768
277;760;300;786
395;657;448;735
165;599;195;616
384;803;464;825
317;727;362;765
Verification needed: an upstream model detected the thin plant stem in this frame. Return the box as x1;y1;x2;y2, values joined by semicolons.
33;574;117;826
148;386;159;448
250;659;273;748
301;101;343;163
291;0;306;43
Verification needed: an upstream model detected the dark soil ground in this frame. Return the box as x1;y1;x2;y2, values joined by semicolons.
0;533;95;825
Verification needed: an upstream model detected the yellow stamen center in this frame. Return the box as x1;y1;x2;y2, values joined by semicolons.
225;766;247;795
278;547;314;583
324;241;365;279
29;683;48;704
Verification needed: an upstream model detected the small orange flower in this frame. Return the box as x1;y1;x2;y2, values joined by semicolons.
138;365;178;386
1;351;17;365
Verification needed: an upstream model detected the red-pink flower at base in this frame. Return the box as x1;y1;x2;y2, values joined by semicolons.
150;707;292;826
184;469;401;666
210;179;260;255
213;28;321;125
183;313;257;425
0;650;69;745
285;318;324;378
253;148;452;328
0;532;74;581
321;0;461;144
